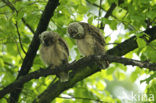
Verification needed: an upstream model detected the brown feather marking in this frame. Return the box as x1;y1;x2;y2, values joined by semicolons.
58;38;69;56
80;22;105;46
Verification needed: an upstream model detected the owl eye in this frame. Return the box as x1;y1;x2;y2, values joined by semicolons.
42;35;46;39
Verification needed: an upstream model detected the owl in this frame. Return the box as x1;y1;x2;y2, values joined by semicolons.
39;31;69;82
68;22;108;68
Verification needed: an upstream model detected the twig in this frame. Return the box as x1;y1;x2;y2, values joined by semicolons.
148;44;156;51
50;76;57;85
86;0;105;11
15;21;27;54
100;0;124;29
86;0;124;29
0;12;10;14
141;72;156;83
112;15;137;31
21;18;35;34
4;61;18;68
98;0;102;28
13;36;24;60
0;4;6;8
1;0;17;12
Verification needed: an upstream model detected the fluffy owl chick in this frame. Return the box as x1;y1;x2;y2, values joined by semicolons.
68;22;108;68
39;31;69;82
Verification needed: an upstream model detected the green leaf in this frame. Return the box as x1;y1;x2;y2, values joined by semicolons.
6;44;17;55
142;43;156;62
77;5;88;14
88;0;97;3
0;59;4;68
106;67;116;75
88;16;93;24
130;68;141;82
136;33;144;37
136;38;146;48
17;11;24;20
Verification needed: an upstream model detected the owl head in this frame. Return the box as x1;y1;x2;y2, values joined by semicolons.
68;22;84;39
39;31;58;46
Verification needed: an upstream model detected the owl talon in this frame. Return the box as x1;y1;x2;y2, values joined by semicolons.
47;64;54;69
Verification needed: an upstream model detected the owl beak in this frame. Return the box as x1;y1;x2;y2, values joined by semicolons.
72;34;77;38
43;39;49;46
70;29;78;38
43;37;52;46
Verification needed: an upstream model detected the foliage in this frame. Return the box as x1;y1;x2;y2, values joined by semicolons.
0;0;156;103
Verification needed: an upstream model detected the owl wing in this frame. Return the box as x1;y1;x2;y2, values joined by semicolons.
89;24;105;46
58;38;69;56
80;22;105;46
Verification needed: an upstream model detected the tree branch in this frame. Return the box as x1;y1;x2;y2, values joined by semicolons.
0;53;156;100
107;26;156;56
32;55;156;103
6;0;59;102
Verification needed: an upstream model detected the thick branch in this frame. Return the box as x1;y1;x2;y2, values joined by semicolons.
107;26;156;56
8;0;59;102
0;54;155;99
33;55;156;103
